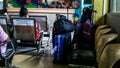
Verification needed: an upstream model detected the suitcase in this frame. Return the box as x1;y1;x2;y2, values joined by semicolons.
52;33;71;64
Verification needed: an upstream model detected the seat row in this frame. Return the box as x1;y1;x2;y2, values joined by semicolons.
95;13;120;68
0;16;44;56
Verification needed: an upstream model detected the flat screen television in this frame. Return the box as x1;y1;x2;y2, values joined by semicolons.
0;0;6;14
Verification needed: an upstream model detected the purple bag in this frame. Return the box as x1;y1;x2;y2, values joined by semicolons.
82;19;94;41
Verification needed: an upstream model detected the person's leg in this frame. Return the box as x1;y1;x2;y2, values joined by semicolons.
6;38;17;67
0;38;17;67
0;44;7;67
0;58;5;67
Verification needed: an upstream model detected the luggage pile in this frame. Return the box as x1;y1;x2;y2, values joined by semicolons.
52;14;74;64
52;6;97;67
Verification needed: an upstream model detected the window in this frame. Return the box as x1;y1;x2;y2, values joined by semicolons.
110;0;120;13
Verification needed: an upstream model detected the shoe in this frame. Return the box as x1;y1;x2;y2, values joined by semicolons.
0;59;5;67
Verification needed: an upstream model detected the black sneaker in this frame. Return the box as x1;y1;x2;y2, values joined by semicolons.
0;59;5;67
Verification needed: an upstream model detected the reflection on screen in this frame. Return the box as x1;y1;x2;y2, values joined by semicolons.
0;0;3;10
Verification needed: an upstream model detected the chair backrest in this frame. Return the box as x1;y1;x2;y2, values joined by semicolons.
9;15;20;19
9;15;20;22
106;13;120;34
12;18;36;41
95;28;112;48
29;15;47;31
96;34;118;62
98;44;120;68
95;25;108;38
0;17;8;33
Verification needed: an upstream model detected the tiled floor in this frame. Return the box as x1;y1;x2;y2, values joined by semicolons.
12;46;96;68
12;38;96;68
13;54;71;68
12;45;72;68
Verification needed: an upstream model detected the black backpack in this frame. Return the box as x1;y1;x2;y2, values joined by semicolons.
53;15;75;34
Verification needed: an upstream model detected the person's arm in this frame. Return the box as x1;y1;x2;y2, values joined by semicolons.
0;25;10;53
0;25;10;43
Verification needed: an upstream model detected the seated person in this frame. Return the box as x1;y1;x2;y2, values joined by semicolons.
0;25;15;67
0;25;10;54
19;6;41;40
0;10;17;67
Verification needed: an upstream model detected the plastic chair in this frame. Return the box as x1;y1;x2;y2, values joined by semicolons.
96;33;118;62
0;40;15;68
95;25;108;38
12;18;43;56
95;28;112;49
98;44;120;68
29;15;50;51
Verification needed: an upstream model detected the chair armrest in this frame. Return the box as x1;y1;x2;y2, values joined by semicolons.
0;40;15;59
43;31;50;37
